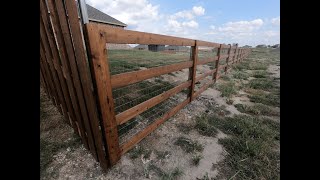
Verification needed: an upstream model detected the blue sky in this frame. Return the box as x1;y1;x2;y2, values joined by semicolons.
86;0;280;46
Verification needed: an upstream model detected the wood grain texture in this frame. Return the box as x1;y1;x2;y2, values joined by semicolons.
111;61;193;89
190;41;199;101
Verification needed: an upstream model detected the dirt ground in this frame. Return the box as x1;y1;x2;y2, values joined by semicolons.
40;48;280;180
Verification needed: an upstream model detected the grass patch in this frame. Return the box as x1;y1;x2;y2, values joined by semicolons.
248;78;274;90
208;114;280;179
160;167;184;180
174;137;203;153
252;70;267;78
177;123;193;134
155;150;171;160
129;145;150;159
234;103;279;116
248;63;268;70
195;114;218;137
191;154;203;166
217;81;237;98
233;70;249;80
248;91;280;107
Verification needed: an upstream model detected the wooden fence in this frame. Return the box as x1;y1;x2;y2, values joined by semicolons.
40;0;251;171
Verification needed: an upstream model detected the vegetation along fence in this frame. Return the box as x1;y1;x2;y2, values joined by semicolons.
40;0;251;171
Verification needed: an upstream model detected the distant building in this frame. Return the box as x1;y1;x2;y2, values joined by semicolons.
243;45;252;48
134;45;148;50
272;44;280;48
165;45;190;51
148;45;165;52
256;44;267;48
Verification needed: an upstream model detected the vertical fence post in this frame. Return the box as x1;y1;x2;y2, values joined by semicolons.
232;44;238;64
189;40;198;101
85;23;121;166
225;44;232;74
213;44;222;82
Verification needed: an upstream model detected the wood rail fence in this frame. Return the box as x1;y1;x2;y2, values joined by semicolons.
40;0;251;170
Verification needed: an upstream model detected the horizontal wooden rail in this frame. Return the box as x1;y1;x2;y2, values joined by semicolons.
197;40;220;48
197;57;218;65
116;80;192;125
120;97;190;155
111;61;193;88
195;70;215;82
193;80;214;99
92;23;195;46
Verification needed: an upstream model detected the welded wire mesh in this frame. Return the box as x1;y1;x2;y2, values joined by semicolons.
106;44;192;75
118;91;187;145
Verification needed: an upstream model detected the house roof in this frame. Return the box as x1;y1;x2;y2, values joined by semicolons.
86;4;127;27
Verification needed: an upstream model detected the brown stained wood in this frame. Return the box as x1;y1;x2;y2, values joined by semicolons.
213;44;222;82
64;0;111;168
190;41;198;101
85;23;121;166
92;23;195;46
40;19;69;120
120;97;190;155
233;45;238;64
40;48;60;109
193;80;214;99
111;61;193;89
225;44;232;74
40;64;50;97
47;0;101;149
197;40;220;48
116;80;192;125
197;57;218;65
195;69;215;82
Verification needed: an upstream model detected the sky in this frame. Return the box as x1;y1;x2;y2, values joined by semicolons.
85;0;280;46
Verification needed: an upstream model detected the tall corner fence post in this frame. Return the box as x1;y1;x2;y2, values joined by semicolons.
84;23;121;167
225;44;232;74
190;40;198;102
213;44;222;82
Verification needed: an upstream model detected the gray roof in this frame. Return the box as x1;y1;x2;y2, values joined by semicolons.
86;4;127;27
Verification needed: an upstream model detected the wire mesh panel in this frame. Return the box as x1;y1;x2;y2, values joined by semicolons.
107;44;192;145
107;44;192;75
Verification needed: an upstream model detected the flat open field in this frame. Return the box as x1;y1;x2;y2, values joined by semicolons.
40;47;280;180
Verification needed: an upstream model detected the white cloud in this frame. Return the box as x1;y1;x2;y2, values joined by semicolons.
192;6;205;16
182;20;199;28
210;25;215;30
271;16;280;26
218;19;264;33
86;0;160;26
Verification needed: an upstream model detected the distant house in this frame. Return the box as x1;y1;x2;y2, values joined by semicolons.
86;4;127;28
243;45;252;48
165;45;190;51
134;45;148;50
256;44;267;48
148;45;165;52
272;44;280;48
85;4;131;50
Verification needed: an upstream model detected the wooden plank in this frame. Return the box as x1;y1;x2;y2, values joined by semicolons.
90;23;195;46
120;97;190;155
40;19;68;120
190;41;198;101
232;45;238;64
195;69;215;82
48;0;98;152
116;80;192;125
40;48;59;109
111;61;193;89
197;57;218;65
40;65;49;96
224;45;232;74
213;44;222;82
193;80;214;99
85;23;121;166
197;40;220;48
64;0;111;168
46;0;80;135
